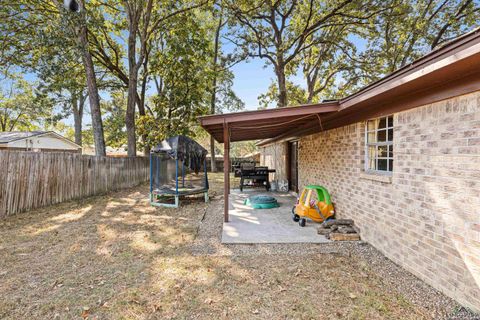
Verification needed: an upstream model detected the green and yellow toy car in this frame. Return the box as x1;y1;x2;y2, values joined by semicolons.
292;185;335;227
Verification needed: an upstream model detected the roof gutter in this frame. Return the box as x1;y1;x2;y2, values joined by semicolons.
340;28;480;108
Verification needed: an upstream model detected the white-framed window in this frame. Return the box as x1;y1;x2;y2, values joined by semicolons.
365;115;393;173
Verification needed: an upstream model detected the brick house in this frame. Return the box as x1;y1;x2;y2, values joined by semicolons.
200;30;480;312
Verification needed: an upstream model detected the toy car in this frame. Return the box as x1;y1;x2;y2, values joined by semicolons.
292;185;335;227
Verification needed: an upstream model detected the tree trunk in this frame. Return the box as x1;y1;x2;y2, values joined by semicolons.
209;11;223;173
306;78;315;104
72;97;82;146
276;63;288;107
139;57;150;156
73;110;82;146
132;92;150;155
126;70;138;157
167;104;172;133
71;91;85;146
125;10;139;157
124;0;153;157
77;6;106;156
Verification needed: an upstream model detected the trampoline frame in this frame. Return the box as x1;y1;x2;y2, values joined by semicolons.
149;151;209;208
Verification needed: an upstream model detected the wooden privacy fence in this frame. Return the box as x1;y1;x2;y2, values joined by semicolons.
0;151;150;218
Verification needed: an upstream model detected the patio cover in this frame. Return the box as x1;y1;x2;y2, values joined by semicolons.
199;102;339;143
199;103;338;222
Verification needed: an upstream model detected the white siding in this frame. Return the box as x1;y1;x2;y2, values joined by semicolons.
7;133;80;151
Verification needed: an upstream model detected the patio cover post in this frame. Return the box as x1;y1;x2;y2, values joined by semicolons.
223;121;230;222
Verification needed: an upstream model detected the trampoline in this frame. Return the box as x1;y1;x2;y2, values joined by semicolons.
150;135;209;208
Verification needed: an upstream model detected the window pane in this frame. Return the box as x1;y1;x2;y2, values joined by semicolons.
368;132;376;143
387;116;393;128
377;129;387;142
378;159;388;171
378;145;388;157
369;157;376;170
388;145;393;158
388;128;393;141
379;117;387;129
367;120;376;131
368;146;376;170
388;159;393;172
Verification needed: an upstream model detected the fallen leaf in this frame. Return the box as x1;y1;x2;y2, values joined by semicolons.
81;307;90;319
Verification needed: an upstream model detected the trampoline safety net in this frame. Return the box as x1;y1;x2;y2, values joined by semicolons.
150;135;209;207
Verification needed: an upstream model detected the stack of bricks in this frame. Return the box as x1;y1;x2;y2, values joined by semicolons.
293;91;480;312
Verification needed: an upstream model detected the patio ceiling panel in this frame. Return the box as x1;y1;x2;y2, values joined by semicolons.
200;102;340;143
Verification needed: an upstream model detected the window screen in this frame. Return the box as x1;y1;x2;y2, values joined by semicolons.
366;115;393;173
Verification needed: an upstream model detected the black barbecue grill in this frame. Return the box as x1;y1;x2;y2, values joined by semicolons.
238;163;275;192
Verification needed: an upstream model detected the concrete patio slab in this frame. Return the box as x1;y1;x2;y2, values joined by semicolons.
221;189;330;244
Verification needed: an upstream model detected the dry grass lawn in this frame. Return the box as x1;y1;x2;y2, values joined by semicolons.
0;174;461;319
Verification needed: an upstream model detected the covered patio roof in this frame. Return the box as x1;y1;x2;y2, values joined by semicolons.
199;102;339;143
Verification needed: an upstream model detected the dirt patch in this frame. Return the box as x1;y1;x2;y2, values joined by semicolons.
0;173;477;319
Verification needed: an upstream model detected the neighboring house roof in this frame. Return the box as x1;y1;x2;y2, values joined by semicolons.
0;131;81;149
200;28;480;144
0;131;47;143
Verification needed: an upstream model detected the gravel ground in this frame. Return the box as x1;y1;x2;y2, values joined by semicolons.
191;194;480;320
1;175;479;319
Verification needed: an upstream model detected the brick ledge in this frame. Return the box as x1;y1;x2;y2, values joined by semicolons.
359;172;392;184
